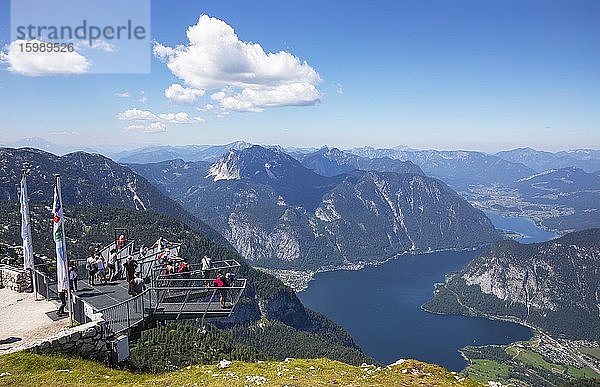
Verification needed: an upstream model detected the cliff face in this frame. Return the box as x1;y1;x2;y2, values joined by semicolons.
426;229;600;340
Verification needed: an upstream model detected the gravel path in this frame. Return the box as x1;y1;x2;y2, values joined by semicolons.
0;288;68;353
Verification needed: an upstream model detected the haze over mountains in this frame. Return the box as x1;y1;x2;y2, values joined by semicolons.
297;147;424;177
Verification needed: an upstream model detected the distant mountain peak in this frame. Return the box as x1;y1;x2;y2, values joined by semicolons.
207;145;301;182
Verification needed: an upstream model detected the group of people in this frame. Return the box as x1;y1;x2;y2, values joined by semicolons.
85;250;113;285
57;235;237;314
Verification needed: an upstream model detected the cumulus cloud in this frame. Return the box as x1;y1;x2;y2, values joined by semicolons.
117;108;204;133
210;82;320;112
114;91;131;98
125;122;166;133
153;15;321;113
165;83;205;104
1;39;91;76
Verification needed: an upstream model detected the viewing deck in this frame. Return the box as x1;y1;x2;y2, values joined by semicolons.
33;238;247;337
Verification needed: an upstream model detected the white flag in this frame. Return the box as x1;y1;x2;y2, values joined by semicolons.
20;174;34;270
53;183;69;291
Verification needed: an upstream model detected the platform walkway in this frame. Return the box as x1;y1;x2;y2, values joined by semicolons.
33;244;247;337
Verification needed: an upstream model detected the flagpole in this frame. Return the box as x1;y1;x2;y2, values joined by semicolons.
55;174;73;326
21;170;37;299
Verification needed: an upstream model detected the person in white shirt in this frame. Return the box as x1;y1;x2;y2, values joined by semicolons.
108;249;118;281
69;264;78;291
96;255;107;285
86;255;97;285
201;255;212;279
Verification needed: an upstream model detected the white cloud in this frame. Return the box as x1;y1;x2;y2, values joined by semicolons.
211;82;320;112
154;15;321;113
114;91;131;98
165;83;205;104
157;112;204;124
138;90;147;103
76;40;116;52
117;108;158;122
48;130;79;136
1;39;91;76
125;122;166;134
117;108;204;133
335;83;344;95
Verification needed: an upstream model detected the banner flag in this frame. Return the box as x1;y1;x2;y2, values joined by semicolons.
20;174;34;270
53;182;69;291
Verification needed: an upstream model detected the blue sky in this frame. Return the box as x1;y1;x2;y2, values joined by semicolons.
0;0;599;152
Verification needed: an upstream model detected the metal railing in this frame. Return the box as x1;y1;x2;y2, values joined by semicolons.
151;278;247;320
98;277;246;336
32;269;58;300
150;259;242;283
99;288;154;336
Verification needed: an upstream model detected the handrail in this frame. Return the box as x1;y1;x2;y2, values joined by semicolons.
151;259;242;278
98;288;152;336
151;284;246;291
98;288;151;313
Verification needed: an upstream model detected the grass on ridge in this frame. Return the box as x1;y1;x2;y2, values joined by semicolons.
0;351;482;386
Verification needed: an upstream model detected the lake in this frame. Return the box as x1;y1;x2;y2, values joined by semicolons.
484;210;557;243
298;212;554;371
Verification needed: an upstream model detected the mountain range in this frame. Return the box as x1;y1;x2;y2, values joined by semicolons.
114;141;254;164
130;145;502;271
346;146;536;188
497;147;600;173
0;148;377;364
297;146;424;177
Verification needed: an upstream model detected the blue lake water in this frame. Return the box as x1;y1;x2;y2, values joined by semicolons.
484;210;557;243
298;212;553;371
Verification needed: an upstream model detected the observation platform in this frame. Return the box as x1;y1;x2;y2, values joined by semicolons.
33;237;246;337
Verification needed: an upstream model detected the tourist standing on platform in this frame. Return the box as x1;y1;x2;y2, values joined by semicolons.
154;236;170;251
131;272;146;296
157;248;172;265
96;255;107;285
57;289;67;316
86;254;97;286
178;258;190;278
201;255;211;279
214;269;230;308
116;234;127;251
69;263;78;291
139;244;148;258
107;248;118;281
124;256;137;284
164;260;174;275
131;272;146;312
